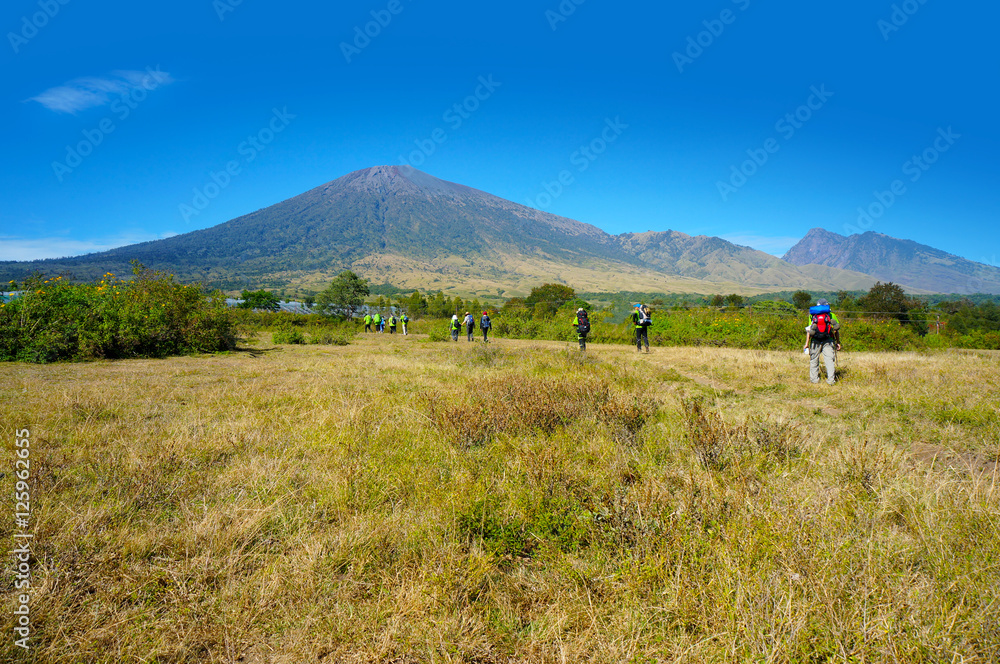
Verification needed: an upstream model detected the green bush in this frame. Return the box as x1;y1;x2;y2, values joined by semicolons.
308;330;350;346
0;267;235;363
272;328;306;344
427;327;451;342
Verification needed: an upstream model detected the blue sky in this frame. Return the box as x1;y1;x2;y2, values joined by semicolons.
2;0;998;266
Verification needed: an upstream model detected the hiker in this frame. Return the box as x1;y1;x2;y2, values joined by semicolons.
373;312;382;333
631;304;652;353
401;313;409;335
573;307;590;351
464;311;475;342
450;314;461;341
364;313;372;333
805;299;841;385
803;298;841;349
480;311;491;343
388;314;397;334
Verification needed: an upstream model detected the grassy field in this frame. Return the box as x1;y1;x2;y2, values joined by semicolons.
3;332;999;662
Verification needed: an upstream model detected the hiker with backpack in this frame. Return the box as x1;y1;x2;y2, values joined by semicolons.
373;312;382;333
450;314;461;341
364;313;373;333
573;307;591;351
805;298;841;385
464;312;475;342
388;314;397;334
480;311;491;343
631;304;652;353
401;313;409;335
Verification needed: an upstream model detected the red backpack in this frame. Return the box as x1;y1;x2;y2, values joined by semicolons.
812;311;833;341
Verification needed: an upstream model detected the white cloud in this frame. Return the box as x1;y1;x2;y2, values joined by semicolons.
29;68;174;114
720;233;802;257
0;232;178;261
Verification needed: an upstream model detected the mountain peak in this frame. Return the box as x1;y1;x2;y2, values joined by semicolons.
784;228;1000;293
802;227;846;241
333;165;475;197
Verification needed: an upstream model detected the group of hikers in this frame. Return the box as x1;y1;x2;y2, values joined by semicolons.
450;311;492;342
571;303;651;353
571;299;843;385
361;297;844;385
363;311;408;335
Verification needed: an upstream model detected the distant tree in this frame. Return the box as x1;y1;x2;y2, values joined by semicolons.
935;299;972;315
710;294;725;307
525;283;575;317
500;297;530;317
470;298;482;316
949;301;1000;334
405;290;427;315
427;292;449;318
302;295;315;310
725;294;744;310
238;289;280;311
859;282;908;320
792;290;812;310
835;290;851;307
314;270;369;318
564;297;592;312
453;296;465;317
751;300;798;315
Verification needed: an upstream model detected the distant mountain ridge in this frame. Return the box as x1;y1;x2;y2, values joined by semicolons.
0;166;899;296
783;228;1000;294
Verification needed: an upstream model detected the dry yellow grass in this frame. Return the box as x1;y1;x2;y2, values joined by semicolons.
2;334;999;662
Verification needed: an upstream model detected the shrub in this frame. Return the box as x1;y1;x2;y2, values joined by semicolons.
308;330;350;346
272;328;306;344
426;327;450;342
0;267;235;362
682;398;801;473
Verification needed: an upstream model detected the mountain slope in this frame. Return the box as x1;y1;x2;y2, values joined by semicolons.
1;166;878;296
784;228;1000;294
616;231;875;290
